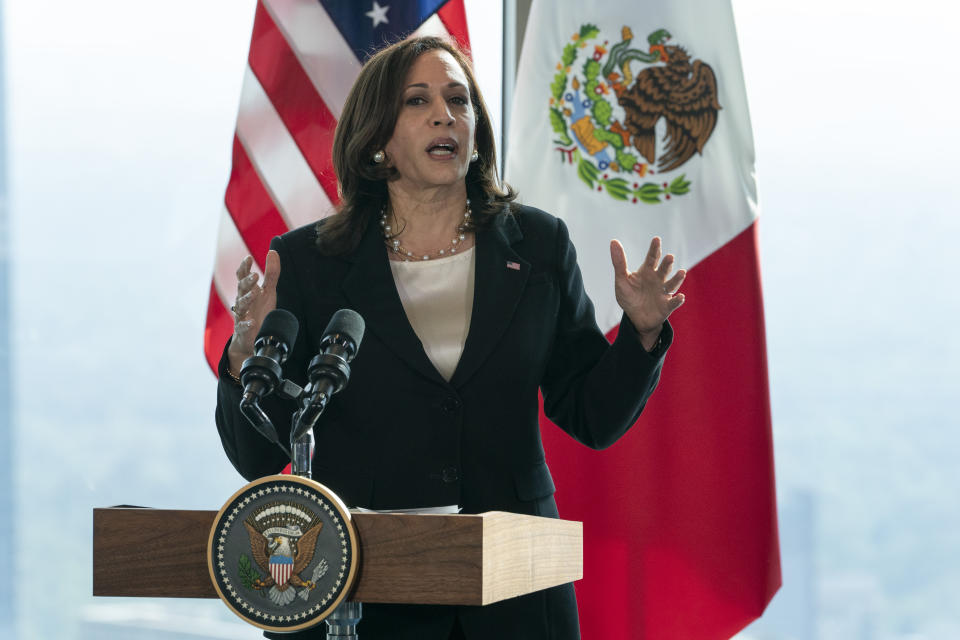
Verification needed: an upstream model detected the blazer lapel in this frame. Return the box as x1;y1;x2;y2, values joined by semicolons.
341;221;448;386
450;213;529;388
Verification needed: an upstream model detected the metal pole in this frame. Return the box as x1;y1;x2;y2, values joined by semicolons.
501;0;533;181
501;0;516;177
290;427;314;478
326;600;362;639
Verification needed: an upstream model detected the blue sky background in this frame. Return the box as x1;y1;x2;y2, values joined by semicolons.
4;0;958;638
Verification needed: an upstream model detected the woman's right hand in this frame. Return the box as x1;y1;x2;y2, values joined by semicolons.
227;249;281;374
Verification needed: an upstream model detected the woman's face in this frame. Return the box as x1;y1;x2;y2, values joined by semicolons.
384;49;476;195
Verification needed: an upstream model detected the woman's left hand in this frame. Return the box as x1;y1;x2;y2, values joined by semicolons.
610;237;686;351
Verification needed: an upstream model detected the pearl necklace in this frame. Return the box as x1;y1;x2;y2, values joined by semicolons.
381;199;472;261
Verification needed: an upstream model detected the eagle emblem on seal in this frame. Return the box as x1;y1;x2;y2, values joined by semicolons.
240;501;329;606
548;25;721;204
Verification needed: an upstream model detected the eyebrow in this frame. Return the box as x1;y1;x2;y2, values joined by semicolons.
404;81;467;91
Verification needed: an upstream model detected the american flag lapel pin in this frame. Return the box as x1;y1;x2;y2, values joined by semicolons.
506;261;521;271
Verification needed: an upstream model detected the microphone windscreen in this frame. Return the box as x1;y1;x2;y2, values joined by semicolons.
323;309;365;347
258;309;300;348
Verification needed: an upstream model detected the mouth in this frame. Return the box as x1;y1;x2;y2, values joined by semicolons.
426;138;459;158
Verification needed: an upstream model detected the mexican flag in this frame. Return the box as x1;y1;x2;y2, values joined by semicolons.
505;1;781;637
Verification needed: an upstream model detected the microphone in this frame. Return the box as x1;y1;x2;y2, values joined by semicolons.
291;309;365;442
239;309;299;454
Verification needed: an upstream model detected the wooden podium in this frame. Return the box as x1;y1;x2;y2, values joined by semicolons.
93;506;582;623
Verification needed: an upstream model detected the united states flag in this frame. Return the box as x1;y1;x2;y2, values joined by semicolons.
204;0;471;371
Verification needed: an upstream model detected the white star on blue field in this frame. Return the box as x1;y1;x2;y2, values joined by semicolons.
366;1;390;28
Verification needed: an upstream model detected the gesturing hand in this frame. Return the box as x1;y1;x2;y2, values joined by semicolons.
610;237;686;350
227;250;281;373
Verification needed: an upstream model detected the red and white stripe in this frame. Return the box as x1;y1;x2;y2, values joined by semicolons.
205;0;471;371
269;557;293;587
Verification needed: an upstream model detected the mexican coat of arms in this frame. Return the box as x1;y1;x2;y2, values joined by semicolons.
549;24;721;204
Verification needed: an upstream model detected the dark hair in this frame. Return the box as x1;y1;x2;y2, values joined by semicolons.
316;36;515;254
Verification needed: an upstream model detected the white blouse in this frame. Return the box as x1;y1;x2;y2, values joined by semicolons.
389;247;476;381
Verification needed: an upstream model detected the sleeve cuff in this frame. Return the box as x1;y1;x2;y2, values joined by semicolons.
218;337;243;386
615;314;673;359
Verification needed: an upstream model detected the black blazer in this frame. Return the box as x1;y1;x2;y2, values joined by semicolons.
215;205;671;639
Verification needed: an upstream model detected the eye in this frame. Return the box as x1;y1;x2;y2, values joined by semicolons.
405;95;427;106
449;95;469;106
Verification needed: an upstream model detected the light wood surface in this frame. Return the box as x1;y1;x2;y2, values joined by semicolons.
480;511;583;606
93;508;582;605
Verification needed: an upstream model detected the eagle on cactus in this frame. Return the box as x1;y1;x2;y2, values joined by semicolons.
612;28;721;172
548;24;720;203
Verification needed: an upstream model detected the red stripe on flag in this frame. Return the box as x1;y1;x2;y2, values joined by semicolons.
249;2;340;203
224;134;290;272
541;222;780;639
437;0;471;52
204;282;234;375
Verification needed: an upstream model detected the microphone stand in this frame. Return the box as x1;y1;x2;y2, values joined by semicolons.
290;420;314;478
288;391;362;640
288;398;361;639
289;380;322;479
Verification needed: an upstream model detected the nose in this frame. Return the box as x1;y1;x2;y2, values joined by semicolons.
430;101;454;127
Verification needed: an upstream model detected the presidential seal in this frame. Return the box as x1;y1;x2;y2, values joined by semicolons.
548;24;720;204
207;475;359;633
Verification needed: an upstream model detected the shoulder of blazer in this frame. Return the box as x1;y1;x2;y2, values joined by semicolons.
273;217;359;270
500;204;566;270
275;219;321;255
508;203;560;237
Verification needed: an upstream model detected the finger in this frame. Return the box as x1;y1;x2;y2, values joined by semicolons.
262;249;281;294
237;271;260;295
235;255;253;280
667;293;686;312
664;269;686;294
234;289;255;316
655;253;675;279
609;240;630;278
233;291;246;314
644;237;662;269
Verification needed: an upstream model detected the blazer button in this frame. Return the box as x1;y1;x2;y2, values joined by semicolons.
441;396;462;413
441;466;459;483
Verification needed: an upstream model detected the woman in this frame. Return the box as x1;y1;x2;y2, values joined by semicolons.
216;36;685;640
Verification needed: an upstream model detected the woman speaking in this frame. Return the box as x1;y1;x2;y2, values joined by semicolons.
215;36;685;640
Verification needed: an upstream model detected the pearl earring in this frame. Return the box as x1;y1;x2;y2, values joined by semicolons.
470;149;479;162
373;150;385;164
